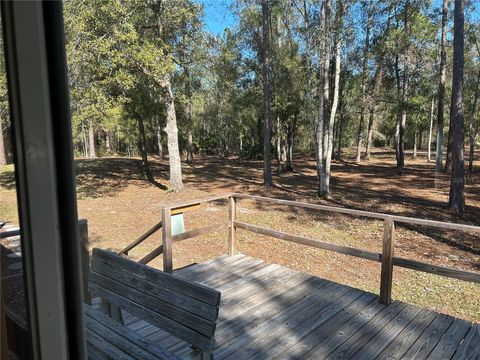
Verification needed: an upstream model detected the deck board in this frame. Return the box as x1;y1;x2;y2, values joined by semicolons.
400;313;454;359
375;308;437;360
299;298;386;359
105;254;477;359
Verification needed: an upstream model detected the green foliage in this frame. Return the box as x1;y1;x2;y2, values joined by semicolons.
55;0;479;163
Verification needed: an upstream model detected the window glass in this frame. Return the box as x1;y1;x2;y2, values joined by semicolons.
0;19;33;360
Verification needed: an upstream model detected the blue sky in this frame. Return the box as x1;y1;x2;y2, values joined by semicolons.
197;0;236;35
197;0;479;36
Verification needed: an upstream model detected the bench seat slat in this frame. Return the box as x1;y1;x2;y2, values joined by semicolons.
89;271;216;337
85;306;180;360
89;284;215;351
87;327;136;360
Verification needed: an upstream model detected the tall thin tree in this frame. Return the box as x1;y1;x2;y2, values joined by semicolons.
317;0;330;196
355;0;373;163
435;0;448;172
448;0;465;213
324;0;344;196
164;75;184;191
468;60;480;180
0;113;6;165
88;119;96;158
262;0;273;187
427;96;435;162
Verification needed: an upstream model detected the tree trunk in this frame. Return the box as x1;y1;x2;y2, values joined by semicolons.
396;2;410;175
286;132;294;171
398;85;407;173
185;70;194;164
366;67;384;160
164;75;184;191
324;0;344;196
88;118;96;158
413;130;418;159
285;115;297;172
394;55;401;166
82;125;88;158
105;131;111;155
467;63;480;180
336;86;345;160
276;17;282;175
303;0;317;174
186;131;193;163
436;0;448;172
445;114;454;172
318;0;330;197
365;109;374;160
276;116;281;174
428;96;435;162
239;134;244;159
0;113;7;165
435;0;448;173
137;116;153;181
448;0;465;213
262;0;273;187
355;0;373;163
157;123;163;159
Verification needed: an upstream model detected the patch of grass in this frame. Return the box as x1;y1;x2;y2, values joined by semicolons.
0;164;18;223
394;270;480;321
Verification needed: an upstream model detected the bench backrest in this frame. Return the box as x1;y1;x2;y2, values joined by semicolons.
89;248;221;353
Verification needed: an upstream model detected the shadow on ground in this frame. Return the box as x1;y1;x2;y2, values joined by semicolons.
75;158;167;198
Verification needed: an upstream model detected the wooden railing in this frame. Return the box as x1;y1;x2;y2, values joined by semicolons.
150;193;480;306
117;194;227;262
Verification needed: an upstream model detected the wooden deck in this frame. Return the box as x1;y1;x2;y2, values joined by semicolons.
103;254;480;359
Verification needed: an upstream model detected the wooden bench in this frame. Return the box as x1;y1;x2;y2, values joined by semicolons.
87;248;221;359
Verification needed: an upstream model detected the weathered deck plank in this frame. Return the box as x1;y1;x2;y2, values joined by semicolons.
255;291;376;360
375;308;437;360
107;255;478;360
426;318;472;360
451;324;480;360
350;303;423;360
400;313;454;359
299;299;386;359
218;286;366;359
327;301;409;360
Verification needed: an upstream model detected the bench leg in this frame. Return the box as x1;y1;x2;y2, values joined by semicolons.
99;300;123;324
109;304;123;324
201;351;213;360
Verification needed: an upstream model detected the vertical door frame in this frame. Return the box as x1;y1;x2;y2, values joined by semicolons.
1;1;86;359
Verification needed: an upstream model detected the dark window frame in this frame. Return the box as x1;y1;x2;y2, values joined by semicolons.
1;1;86;359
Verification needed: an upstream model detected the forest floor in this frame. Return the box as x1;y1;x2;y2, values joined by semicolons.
1;147;479;321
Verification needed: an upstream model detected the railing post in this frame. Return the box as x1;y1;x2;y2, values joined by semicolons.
380;217;395;305
228;195;236;255
78;219;91;305
162;207;173;273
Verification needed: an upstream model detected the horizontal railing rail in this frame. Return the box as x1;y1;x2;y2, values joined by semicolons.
233;220;480;285
230;193;480;305
118;194;229;260
139;223;225;265
0;229;20;238
118;220;163;256
143;192;479;306
231;193;480;234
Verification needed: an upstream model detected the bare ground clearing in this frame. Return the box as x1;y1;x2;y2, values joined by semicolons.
1;148;479;321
